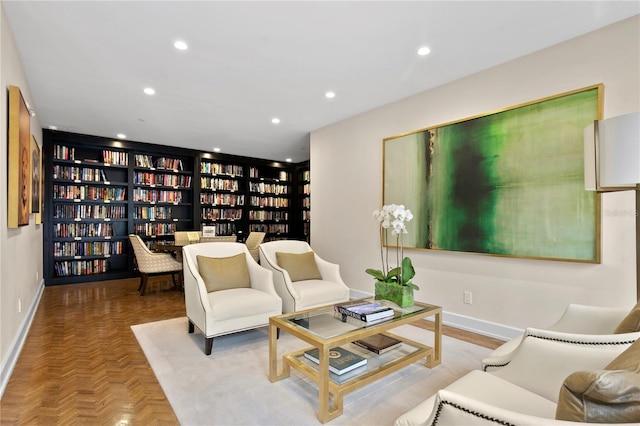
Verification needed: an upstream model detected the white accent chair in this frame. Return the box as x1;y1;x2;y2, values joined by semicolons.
129;234;183;296
394;330;639;426
182;242;282;355
259;240;350;313
482;303;639;371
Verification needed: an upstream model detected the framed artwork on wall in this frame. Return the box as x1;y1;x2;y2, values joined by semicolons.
8;85;31;228
383;84;602;263
31;135;41;214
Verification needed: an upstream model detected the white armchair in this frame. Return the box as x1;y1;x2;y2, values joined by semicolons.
482;303;640;371
258;240;350;313
182;242;282;355
395;331;640;426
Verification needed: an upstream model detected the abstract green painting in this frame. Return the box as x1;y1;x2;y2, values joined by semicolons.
383;85;601;263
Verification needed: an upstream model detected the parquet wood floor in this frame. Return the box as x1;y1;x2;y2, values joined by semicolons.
1;278;503;425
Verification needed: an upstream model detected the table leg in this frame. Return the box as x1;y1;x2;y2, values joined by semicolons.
316;346;343;423
426;310;442;367
268;323;289;382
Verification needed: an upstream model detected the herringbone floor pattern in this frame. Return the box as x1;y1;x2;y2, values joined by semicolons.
1;277;184;425
1;277;503;425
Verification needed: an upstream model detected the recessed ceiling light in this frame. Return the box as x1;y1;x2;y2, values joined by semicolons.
174;40;188;50
213;147;221;153
272;118;280;124
144;87;156;95
117;133;127;139
325;91;336;99
285;158;292;163
417;46;431;56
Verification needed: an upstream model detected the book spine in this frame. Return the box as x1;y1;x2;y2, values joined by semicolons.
335;305;366;322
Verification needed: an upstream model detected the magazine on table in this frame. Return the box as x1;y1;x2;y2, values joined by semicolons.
353;333;402;354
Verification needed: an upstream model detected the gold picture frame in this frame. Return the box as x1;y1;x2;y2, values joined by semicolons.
31;135;42;222
8;85;31;227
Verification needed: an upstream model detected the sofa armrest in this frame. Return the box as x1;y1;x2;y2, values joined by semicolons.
314;255;347;286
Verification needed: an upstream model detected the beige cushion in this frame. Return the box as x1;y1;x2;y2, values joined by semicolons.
556;339;640;423
197;253;250;292
614;301;640;334
276;251;322;282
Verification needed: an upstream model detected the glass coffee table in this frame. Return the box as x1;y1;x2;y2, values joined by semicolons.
268;298;442;423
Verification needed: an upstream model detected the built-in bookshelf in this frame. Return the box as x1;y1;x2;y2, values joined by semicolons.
247;165;291;240
47;140;130;284
132;152;193;247
44;130;310;285
199;158;245;237
296;161;311;243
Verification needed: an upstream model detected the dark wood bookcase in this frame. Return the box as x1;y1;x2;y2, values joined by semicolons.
43;130;309;286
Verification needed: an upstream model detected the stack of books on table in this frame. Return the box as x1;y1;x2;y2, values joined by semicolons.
303;347;368;375
334;300;395;323
353;333;402;354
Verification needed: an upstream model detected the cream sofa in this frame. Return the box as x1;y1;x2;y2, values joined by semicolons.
394;329;640;425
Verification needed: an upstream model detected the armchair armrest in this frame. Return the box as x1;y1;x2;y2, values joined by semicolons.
314;255;346;285
549;304;630;334
246;260;279;298
490;329;638;402
421;390;578;426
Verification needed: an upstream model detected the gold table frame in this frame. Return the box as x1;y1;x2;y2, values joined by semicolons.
268;300;442;423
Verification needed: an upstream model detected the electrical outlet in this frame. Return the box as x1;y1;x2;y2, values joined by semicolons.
463;291;472;304
18;297;23;313
36;271;39;281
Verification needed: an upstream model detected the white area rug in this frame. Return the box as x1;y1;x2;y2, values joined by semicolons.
132;317;492;426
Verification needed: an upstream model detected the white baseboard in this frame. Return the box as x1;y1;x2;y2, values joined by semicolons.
348;288;522;342
0;280;45;398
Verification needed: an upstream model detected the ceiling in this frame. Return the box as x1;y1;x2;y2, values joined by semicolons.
3;1;639;163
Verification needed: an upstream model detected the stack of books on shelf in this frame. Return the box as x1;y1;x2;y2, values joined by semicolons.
353;334;402;354
334;300;395;323
303;347;367;375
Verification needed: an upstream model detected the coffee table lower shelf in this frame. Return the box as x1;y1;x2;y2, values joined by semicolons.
284;335;432;422
268;301;442;423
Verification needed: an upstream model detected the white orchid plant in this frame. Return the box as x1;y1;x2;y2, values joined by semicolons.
365;204;419;290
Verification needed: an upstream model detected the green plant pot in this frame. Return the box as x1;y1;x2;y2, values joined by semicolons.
374;281;414;308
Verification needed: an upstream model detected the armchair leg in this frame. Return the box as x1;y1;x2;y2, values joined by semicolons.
139;274;149;296
204;337;214;355
188;320;195;334
277;328;280;339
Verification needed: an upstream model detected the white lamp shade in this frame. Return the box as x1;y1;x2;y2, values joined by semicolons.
584;112;640;191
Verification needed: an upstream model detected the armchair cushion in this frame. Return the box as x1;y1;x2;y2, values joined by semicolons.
614;301;640;334
556;339;640;423
276;251;322;282
197;253;250;292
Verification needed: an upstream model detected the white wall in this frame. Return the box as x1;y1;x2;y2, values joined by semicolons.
1;3;45;396
311;16;639;338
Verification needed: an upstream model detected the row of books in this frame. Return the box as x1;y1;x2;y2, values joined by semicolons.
53;222;114;238
134;206;173;220
201;177;241;191
134;172;192;188
53;204;127;219
53;241;124;257
249;182;289;195
201;208;243;221
303;334;402;375
249;167;289;181
53;165;107;182
135;155;184;171
53;185;127;201
248;210;288;221
248;223;288;234
200;193;245;206
249;196;289;208
132;189;184;203
200;162;244;177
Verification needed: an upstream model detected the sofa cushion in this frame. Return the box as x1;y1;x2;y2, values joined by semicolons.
197;253;250;292
556;338;640;423
614;301;640;334
276;251;322;282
